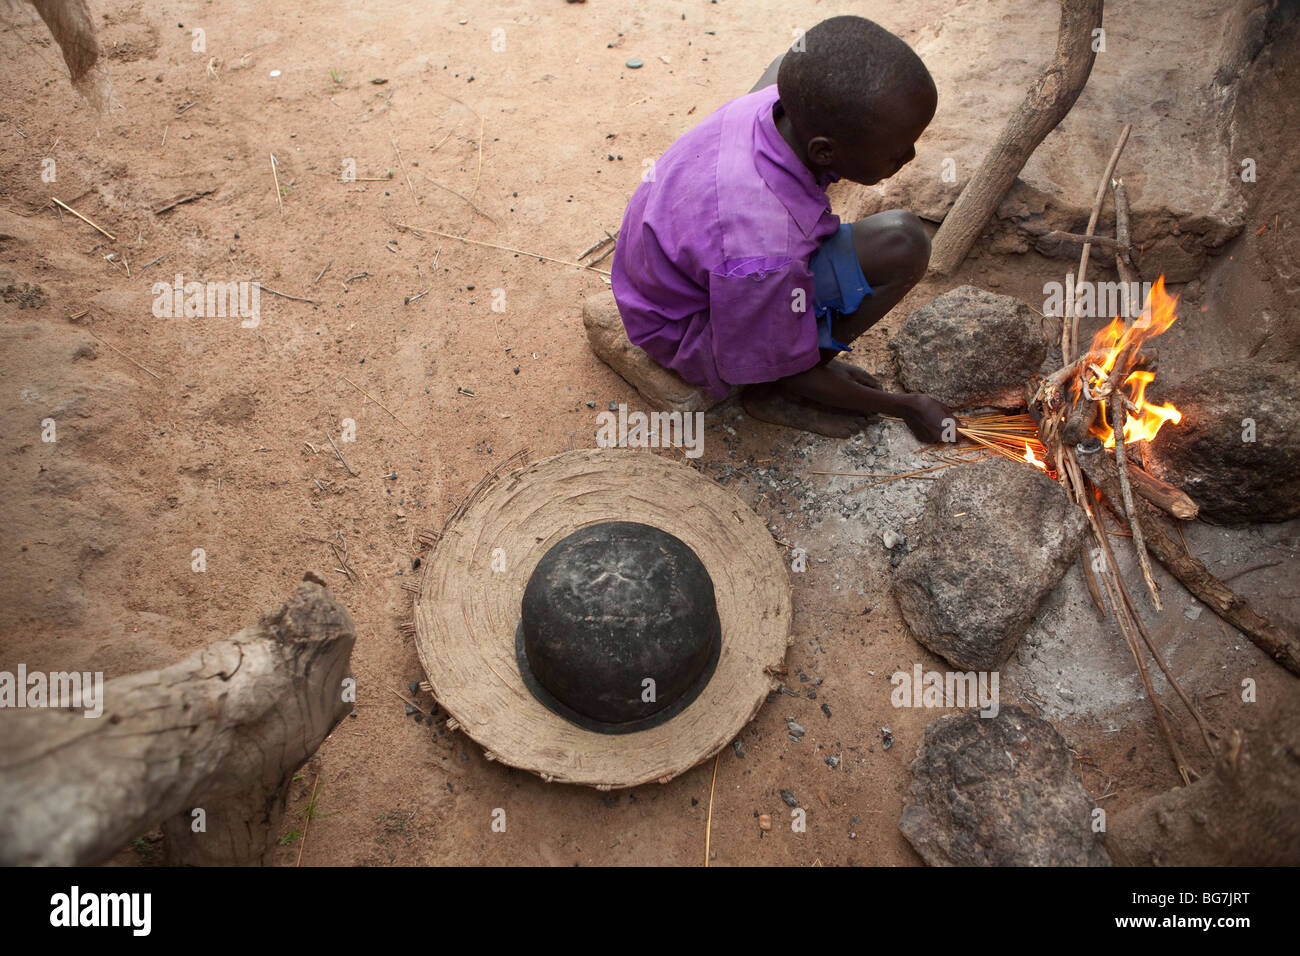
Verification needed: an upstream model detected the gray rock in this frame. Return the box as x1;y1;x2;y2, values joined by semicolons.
1105;700;1300;865
900;707;1111;866
1140;361;1300;524
893;458;1087;671
582;290;726;413
833;0;1267;280
780;789;798;808
889;286;1045;409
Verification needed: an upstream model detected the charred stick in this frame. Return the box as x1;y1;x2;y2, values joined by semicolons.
1112;179;1139;288
1075;438;1300;677
1110;394;1162;609
1043;230;1128;256
1126;461;1198;520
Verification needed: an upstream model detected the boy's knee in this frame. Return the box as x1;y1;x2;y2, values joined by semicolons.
852;210;930;286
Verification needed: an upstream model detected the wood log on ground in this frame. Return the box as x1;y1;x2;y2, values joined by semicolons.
1075;439;1300;677
929;0;1105;275
0;575;356;865
1126;460;1198;519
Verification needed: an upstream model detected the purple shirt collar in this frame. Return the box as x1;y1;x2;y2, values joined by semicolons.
752;90;839;238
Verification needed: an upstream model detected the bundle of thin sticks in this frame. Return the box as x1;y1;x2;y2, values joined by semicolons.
956;413;1054;477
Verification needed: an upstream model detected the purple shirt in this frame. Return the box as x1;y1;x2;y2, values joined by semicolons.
611;85;841;400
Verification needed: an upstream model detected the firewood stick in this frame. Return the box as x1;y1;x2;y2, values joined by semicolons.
1091;504;1196;785
929;0;1104;275
1112;178;1139;289
1126;461;1197;519
1112;563;1218;757
1065;123;1132;364
1075;438;1300;677
1062;447;1194;784
1042;230;1128;255
1110;394;1162;609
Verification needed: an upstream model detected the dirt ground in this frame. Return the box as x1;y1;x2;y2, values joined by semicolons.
1;0;1296;867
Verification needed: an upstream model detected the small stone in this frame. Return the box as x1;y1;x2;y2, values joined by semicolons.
881;726;894;750
1184;604;1203;621
826;756;840;768
403;703;416;716
732;739;745;759
821;703;832;719
608;401;618;412
786;718;805;738
882;530;903;550
758;813;772;831
780;789;798;808
408;680;420;695
625;58;643;69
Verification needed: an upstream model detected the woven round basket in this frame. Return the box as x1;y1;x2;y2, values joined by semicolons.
414;448;792;789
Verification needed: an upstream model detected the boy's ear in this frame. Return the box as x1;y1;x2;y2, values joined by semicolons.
806;135;835;169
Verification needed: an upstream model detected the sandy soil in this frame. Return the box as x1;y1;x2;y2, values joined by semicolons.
1;0;1295;867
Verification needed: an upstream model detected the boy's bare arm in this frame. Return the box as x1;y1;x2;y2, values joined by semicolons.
778;363;954;443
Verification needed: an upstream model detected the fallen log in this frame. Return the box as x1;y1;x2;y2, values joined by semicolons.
1075;438;1300;677
0;575;356;865
929;0;1104;274
1126;460;1198;520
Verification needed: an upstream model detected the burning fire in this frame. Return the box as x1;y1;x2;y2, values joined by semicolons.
1082;276;1182;447
1024;443;1047;472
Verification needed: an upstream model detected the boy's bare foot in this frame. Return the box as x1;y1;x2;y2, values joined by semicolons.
741;383;869;439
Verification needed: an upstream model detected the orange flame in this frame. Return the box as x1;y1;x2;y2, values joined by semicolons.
1084;276;1182;447
1024;443;1048;471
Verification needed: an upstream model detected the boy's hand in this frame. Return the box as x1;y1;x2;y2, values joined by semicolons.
899;393;956;444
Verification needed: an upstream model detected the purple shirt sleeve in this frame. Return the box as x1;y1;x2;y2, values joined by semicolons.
708;256;821;384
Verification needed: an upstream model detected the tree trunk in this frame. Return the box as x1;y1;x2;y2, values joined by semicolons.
929;0;1104;275
0;576;356;865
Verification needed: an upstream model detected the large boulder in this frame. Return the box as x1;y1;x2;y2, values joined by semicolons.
1106;702;1300;865
1140;361;1300;524
900;707;1111;866
889;286;1046;409
582;291;723;414
893;457;1087;671
831;0;1272;281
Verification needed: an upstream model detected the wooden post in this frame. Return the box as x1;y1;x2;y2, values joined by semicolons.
929;0;1104;275
0;576;356;865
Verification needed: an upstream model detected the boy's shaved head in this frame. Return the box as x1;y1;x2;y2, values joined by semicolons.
777;16;936;185
779;16;935;139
